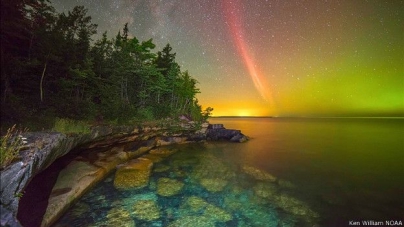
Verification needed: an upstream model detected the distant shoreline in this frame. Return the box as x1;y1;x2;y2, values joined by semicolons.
210;116;404;119
210;116;273;118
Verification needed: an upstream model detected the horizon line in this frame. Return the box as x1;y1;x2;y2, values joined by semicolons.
210;116;404;118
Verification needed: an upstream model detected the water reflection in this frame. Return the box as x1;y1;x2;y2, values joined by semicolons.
55;118;404;226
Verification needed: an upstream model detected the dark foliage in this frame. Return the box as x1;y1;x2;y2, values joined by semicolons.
0;1;210;128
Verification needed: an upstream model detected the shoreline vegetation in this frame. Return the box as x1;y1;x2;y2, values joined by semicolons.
1;1;213;133
211;116;404;118
1;0;214;169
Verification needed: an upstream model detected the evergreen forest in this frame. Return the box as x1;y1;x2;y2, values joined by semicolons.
1;0;211;130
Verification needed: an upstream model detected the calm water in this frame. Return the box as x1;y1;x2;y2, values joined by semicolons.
55;118;404;227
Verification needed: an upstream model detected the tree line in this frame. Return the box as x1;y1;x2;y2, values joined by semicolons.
1;0;212;126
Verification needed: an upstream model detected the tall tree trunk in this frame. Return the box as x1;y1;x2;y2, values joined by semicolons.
40;55;49;102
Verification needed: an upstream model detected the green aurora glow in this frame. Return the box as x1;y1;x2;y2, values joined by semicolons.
53;0;403;117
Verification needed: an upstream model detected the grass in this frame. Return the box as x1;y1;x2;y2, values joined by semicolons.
0;125;27;169
52;118;91;134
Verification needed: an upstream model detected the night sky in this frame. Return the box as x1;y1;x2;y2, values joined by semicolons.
52;0;403;117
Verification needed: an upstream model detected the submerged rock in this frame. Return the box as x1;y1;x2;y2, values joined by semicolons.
153;164;171;172
168;216;215;227
253;182;278;199
224;192;280;226
156;178;184;196
199;178;228;192
273;194;319;219
191;153;235;181
113;158;153;189
132;199;160;221
3;122;249;227
141;153;164;163
180;196;232;222
104;207;135;227
242;165;277;182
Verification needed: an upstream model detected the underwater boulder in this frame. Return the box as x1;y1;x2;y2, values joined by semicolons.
199;178;228;192
113;158;153;189
253;182;278;199
242;165;277;182
104;207;135;227
153;164;171;173
132;199;160;221
156;178;184;196
191;154;235;181
180;196;232;222
168;216;215;227
272;193;319;222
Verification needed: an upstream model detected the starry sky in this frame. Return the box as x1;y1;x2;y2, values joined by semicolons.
52;0;403;117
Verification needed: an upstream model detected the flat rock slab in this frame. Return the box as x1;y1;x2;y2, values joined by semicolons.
113;158;153;189
41;160;105;227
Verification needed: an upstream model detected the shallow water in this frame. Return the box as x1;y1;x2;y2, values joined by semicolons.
54;118;404;227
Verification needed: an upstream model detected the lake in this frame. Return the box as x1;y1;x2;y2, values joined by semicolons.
54;117;404;227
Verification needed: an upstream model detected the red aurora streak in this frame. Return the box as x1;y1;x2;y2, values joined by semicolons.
222;0;274;104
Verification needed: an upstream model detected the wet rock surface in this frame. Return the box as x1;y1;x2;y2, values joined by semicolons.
206;124;249;142
156;178;184;197
52;142;321;227
114;158;153;190
1;122;249;227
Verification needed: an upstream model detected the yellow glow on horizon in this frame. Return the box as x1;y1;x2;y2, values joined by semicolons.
209;107;272;117
199;95;276;117
237;110;252;116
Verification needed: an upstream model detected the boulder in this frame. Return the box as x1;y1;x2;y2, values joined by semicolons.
229;134;248;142
207;124;224;129
168;216;215;227
156;178;184;196
132;199;160;221
113;158;153;189
104;207;135;227
253;182;278;199
242;165;277;182
153;164;170;173
206;126;248;142
199;178;228;192
179;196;232;222
191;154;235;181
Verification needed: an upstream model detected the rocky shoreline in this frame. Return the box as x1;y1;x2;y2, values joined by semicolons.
0;122;248;227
